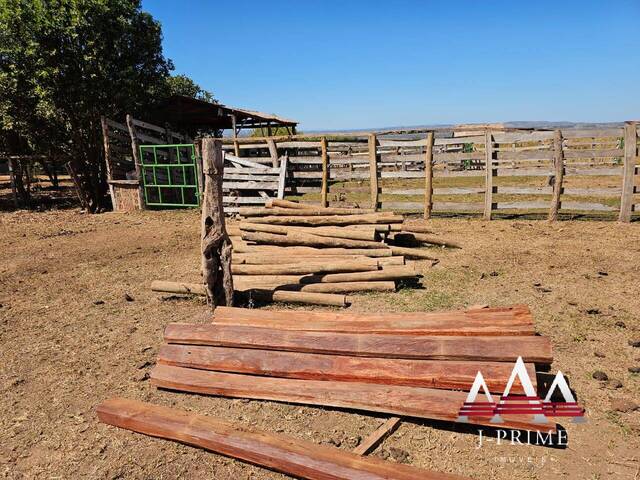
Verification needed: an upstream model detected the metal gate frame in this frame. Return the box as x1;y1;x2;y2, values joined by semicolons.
139;144;200;207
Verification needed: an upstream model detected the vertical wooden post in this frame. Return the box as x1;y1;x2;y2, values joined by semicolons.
548;129;565;221
483;130;494;220
619;122;637;222
423;131;435;219
368;134;379;211
231;114;241;157
194;139;204;200
100;117;117;210
126;114;146;210
267;139;279;168
277;153;288;200
320;136;328;207
201;138;234;307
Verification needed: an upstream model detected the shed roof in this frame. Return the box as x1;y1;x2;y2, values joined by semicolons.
153;95;297;130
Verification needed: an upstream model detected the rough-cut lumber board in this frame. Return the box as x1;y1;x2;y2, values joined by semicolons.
320;136;329;207
243;290;349;307
201;139;234;307
232;245;394;257
97;398;462;480
424;131;435;219
389;232;461;249
239;223;379;241
369;134;379;210
125;114;146;209
223;181;279;190
240;206;376;217
212;304;535;330
354;417;402;455
619;122;638;222
234;254;404;266
388;246;439;261
495;201;549;210
549;130;565;221
241;231;385;249
224;153;270;170
158;345;535;393
231;260;380;275
299;281;396;293
560;201;617;212
164;324;553;363
150;365;555;433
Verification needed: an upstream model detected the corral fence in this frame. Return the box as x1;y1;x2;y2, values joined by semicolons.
220;122;639;222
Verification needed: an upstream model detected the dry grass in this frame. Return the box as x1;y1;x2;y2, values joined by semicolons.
1;209;639;479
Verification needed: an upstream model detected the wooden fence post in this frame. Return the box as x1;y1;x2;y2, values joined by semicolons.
267;139;279;168
483;130;494;220
368;134;379;211
423;131;435;219
277;153;288;200
100;116;117;210
619;122;637;222
201;138;234;308
194;139;204;200
126;114;146;210
548;129;565;221
320;136;328;207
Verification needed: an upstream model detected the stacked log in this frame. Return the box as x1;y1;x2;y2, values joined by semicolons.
148;304;564;433
226;199;463;300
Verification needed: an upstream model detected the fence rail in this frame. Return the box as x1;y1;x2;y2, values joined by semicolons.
219;122;639;221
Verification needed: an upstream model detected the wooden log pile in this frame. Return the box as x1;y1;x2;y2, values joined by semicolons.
225;199;462;301
149;304;559;433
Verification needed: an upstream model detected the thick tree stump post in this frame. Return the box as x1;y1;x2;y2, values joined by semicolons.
548;129;565;221
423;131;434;219
201;138;234;307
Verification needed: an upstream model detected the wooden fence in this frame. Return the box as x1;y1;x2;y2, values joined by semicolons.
221;122;639;221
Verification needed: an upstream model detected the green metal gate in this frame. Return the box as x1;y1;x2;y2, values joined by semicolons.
140;144;200;207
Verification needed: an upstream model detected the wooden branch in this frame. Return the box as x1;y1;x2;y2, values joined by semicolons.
424;131;435;219
353;417;402;455
97;398;466;480
548;130;565;221
201;138;234;307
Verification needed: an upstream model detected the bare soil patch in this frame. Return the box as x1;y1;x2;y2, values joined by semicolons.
1;209;639;479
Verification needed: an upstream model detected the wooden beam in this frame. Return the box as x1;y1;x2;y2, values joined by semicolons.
483;130;494;220
548;129;565;221
277;153;288;200
201;138;234;307
164;323;554;363
424;131;435;219
619;122;637;222
97;398;466;480
267;138;279;168
158;345;536;392
353;417;402;455
320;136;329;207
369;134;379;210
150;365;556;432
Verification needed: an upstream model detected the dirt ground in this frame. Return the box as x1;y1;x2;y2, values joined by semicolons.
1;208;639;479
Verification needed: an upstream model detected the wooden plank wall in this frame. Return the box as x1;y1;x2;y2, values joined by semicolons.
219;123;639;221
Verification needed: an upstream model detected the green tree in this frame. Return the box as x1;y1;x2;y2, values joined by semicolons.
166;74;216;103
0;0;173;211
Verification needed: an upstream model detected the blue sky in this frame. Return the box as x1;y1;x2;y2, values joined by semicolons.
143;1;640;131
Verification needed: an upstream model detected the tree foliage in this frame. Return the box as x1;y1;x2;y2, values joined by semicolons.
0;0;208;211
166;74;216;103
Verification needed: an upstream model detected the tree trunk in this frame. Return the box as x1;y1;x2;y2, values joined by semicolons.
201;138;234;307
